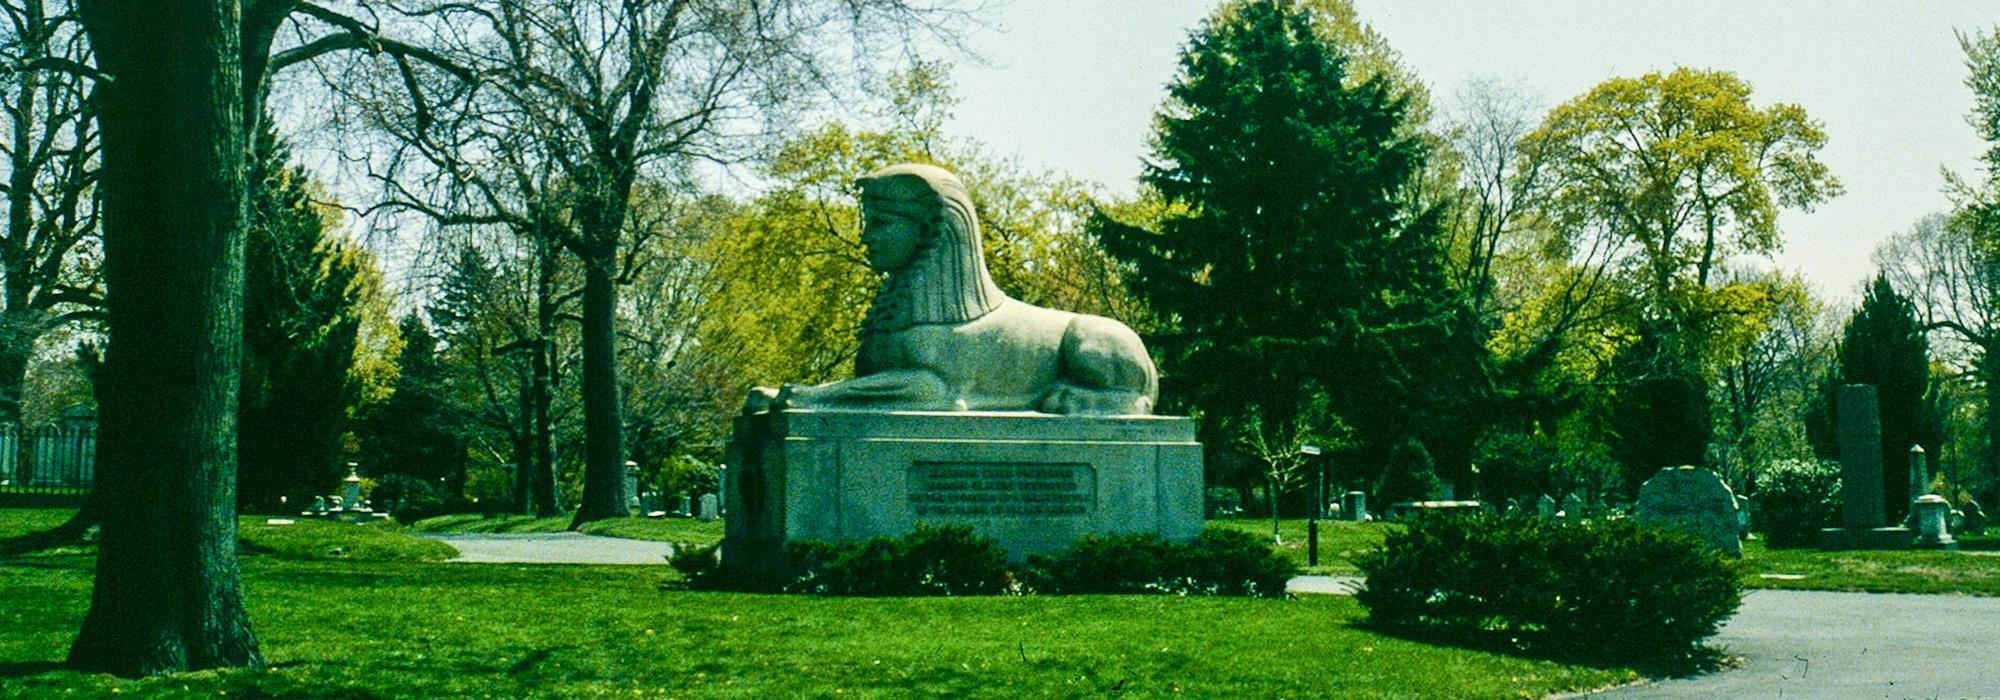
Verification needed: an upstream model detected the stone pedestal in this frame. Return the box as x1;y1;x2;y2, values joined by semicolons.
722;409;1203;575
1914;494;1958;550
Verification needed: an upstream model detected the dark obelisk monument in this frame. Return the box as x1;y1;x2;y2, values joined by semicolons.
1838;384;1884;529
1821;384;1913;549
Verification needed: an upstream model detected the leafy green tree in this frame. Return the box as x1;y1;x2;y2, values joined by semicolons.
1522;68;1841;324
1712;270;1837;488
1606;321;1712;493
236;130;392;511
1096;0;1492;489
428;237;572;516
1821;276;1939;520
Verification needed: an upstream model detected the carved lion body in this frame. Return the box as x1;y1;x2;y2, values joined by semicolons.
754;163;1157;415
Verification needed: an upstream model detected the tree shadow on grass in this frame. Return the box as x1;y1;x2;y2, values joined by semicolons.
0;660;64;679
1346;620;1732;679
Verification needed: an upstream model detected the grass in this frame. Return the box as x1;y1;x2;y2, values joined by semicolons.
0;508;456;562
1207;517;1394;575
1738;535;2000;596
0;552;1639;699
411;513;725;543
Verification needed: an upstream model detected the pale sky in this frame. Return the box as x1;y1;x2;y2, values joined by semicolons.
941;1;1999;305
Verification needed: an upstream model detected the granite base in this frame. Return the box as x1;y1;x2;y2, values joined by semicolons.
722;409;1203;575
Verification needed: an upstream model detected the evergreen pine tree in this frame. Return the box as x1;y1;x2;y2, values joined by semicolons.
1096;0;1492;485
236;128;374;510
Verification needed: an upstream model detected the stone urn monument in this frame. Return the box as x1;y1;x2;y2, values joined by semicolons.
723;164;1202;575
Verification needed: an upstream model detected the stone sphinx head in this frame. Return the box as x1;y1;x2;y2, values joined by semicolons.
856;164;1007;333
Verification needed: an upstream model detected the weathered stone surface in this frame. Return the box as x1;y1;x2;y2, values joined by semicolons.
721;409;1202;575
745;163;1158;416
1913;494;1957;549
1636;465;1743;557
1838;384;1885;529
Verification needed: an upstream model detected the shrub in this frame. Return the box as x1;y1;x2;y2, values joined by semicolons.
1375;438;1441;505
1022;529;1297;598
787;523;1013;596
1751;458;1842;548
665;541;720;580
1355;511;1739;665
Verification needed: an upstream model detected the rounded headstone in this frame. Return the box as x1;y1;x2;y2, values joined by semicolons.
1635;465;1743;558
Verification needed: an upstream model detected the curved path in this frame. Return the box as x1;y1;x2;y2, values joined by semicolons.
422;532;673;565
425;535;2000;698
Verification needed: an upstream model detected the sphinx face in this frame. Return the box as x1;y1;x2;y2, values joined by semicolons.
860;204;922;273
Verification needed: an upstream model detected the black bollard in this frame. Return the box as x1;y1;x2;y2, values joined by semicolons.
1308;519;1320;567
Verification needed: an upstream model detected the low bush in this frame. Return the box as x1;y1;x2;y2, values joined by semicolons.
1752;458;1842;548
1355;511;1739;665
1022;529;1296;598
786;523;1013;596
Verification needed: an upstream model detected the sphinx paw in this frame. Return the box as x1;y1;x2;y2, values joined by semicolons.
742;386;780;414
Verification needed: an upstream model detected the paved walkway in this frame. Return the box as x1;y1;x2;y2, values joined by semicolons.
426;535;2000;698
422;532;673;565
1579;589;2000;699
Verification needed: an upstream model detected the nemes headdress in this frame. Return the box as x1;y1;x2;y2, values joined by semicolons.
856;164;1006;331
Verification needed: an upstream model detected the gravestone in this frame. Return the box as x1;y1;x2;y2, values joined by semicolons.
1536;494;1555;517
723;165;1196;576
697;493;719;522
1736;495;1752;538
1963;500;1987;536
1906;445;1927;526
624;462;640;512
1838;384;1886;529
1342;490;1367;521
1635;466;1742;557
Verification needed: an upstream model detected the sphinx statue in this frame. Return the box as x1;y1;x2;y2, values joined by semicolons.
746;163;1157;415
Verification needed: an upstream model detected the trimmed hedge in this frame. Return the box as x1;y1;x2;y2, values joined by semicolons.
1022;529;1296;598
1355;512;1740;664
787;523;1015;596
678;525;1295;598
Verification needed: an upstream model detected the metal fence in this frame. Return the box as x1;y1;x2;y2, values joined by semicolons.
0;424;96;493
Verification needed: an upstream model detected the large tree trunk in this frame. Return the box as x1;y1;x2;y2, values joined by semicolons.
68;0;263;676
570;254;626;527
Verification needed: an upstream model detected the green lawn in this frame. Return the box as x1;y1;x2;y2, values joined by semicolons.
1739;536;2000;596
0;552;1638;699
1207;518;1394;574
